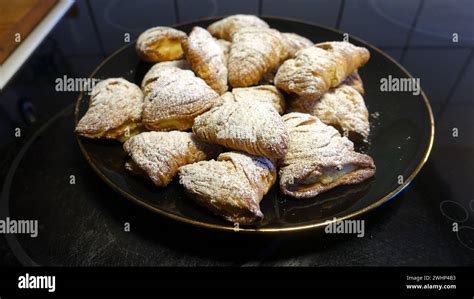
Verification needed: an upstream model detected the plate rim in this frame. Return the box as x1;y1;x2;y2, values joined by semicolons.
74;16;435;234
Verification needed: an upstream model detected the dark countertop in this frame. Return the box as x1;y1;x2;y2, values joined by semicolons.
0;0;473;266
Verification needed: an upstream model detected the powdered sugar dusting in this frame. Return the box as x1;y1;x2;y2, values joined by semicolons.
193;100;289;159
75;78;143;139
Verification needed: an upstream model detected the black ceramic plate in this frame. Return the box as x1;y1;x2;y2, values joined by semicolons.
75;17;434;233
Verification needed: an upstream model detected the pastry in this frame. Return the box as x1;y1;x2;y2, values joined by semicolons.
142;65;219;131
141;60;191;89
75;78;143;142
207;14;269;41
228;27;287;87
288;85;370;141
123;131;221;187
182;27;228;94
216;85;286;114
279;113;375;199
193;100;289;159
260;69;277;85
136;27;187;63
216;39;231;65
275;41;370;100
343;70;364;95
179;151;276;225
257;33;312;84
231;85;286;114
281;32;313;57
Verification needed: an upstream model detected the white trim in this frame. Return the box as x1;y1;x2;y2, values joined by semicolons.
0;0;75;91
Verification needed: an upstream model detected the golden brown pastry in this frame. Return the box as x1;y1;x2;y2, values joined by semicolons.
343;70;364;95
228;27;288;87
141;60;191;89
279;113;375;199
207;14;269;41
182;27;228;94
75;78;143;142
123;131;221;187
136;27;187;62
216;39;231;65
275;41;370;100
259;69;277;85
179;151;276;225
288;85;370;141
193;100;289;159
281;32;313;57
216;85;286;114
142;65;219;131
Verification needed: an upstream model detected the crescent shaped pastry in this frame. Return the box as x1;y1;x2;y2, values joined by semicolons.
179;151;276;225
207;14;269;41
228;27;288;88
281;32;313;58
123;131;222;187
288;85;370;141
275;41;370;100
279;113;375;199
343;70;364;95
141;60;191;89
216;39;231;65
216;85;286;114
75;78;143;142
136;27;187;63
193;100;289;159
182;27;228;94
142;65;219;131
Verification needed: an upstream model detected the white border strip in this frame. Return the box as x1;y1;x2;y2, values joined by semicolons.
0;0;74;91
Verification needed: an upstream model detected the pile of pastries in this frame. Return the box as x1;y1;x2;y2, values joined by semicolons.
75;15;376;226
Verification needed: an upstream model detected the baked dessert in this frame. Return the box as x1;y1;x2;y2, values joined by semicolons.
136;27;187;62
228;27;288;87
281;32;313;57
279;113;375;199
343;70;364;95
216;39;231;65
260;68;277;85
193;100;289;159
141;60;191;89
123;131;221;187
77;17;381;227
179;151;276;225
75;78;143;142
275;41;370;100
217;85;286;114
288;85;370;141
207;14;269;41
142;65;219;131
182;27;228;94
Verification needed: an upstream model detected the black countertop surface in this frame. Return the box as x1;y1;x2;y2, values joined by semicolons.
0;0;473;266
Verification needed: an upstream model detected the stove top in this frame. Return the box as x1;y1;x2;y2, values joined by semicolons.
0;0;472;267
